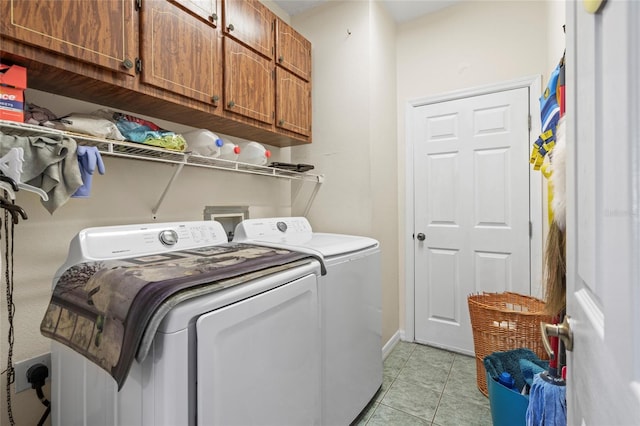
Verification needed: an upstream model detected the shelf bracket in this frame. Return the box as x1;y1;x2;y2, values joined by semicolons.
152;162;186;219
292;174;324;217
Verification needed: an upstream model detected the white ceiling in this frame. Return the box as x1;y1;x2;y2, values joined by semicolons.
272;0;458;23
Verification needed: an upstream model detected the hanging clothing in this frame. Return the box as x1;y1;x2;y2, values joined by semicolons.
0;132;82;213
72;146;105;198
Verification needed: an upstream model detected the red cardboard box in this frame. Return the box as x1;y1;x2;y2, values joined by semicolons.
0;63;27;123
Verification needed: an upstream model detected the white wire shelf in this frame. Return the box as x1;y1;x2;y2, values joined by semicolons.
0;120;323;217
0;120;324;183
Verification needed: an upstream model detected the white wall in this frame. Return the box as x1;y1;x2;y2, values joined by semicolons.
396;0;565;333
289;0;400;343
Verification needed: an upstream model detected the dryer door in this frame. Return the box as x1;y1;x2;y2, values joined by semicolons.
196;273;320;426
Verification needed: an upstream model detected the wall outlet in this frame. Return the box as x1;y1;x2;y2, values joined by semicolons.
14;352;51;393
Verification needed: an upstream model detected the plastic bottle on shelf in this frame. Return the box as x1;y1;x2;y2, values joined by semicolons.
237;141;272;165
182;129;223;158
218;139;241;160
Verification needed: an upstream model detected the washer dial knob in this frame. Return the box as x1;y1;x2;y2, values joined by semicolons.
159;229;179;246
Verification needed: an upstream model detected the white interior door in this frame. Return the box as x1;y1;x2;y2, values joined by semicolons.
565;0;640;424
413;88;531;354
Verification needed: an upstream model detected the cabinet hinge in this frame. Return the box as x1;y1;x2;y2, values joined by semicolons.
135;58;143;74
135;0;142;11
272;70;275;80
272;111;275;119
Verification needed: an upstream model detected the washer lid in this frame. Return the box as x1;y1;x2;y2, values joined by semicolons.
234;217;379;257
248;232;378;258
297;233;378;257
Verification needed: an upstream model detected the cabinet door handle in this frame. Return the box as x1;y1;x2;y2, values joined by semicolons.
212;95;219;106
278;55;284;64
228;100;235;108
122;58;134;70
227;24;234;32
278;119;285;126
209;13;218;22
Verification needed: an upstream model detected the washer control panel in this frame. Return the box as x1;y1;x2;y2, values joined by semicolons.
234;217;313;240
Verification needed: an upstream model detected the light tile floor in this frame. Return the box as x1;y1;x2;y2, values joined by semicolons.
353;341;492;426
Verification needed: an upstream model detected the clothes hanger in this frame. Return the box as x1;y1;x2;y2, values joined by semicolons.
0;182;17;200
0;147;49;201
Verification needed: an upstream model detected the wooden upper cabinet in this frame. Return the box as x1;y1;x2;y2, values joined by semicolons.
275;19;311;82
0;0;136;76
140;0;222;106
224;37;274;125
276;68;311;137
222;0;274;59
172;0;220;27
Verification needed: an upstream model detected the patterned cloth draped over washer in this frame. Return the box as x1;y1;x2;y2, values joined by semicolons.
40;243;318;389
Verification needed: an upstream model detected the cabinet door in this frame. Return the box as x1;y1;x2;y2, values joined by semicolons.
275;19;311;82
224;38;274;125
276;67;311;137
172;0;220;27
0;0;136;76
222;0;273;59
140;0;222;105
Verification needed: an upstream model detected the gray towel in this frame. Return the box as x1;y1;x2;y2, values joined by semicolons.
0;132;82;213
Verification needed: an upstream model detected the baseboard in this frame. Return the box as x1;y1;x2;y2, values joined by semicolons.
382;330;403;359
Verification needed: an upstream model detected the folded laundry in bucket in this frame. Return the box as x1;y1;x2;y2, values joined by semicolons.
484;348;549;393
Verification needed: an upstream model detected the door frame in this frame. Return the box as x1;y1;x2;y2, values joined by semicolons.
403;76;543;342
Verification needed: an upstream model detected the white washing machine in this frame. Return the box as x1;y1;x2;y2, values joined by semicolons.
49;220;322;426
233;217;382;426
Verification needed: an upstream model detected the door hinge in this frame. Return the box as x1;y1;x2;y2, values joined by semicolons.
529;221;533;238
135;0;142;12
528;114;532;131
135;58;143;74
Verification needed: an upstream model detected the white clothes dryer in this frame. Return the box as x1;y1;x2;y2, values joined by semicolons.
49;220;322;426
233;217;383;426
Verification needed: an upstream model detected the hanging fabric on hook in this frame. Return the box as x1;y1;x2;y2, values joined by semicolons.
529;59;563;171
0;131;82;213
72;146;105;198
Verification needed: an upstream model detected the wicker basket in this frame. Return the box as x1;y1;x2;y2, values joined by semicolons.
467;292;552;396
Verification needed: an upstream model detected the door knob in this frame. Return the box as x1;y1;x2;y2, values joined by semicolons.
416;233;426;241
541;315;573;354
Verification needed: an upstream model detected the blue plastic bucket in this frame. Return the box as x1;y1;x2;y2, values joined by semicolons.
486;371;529;426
